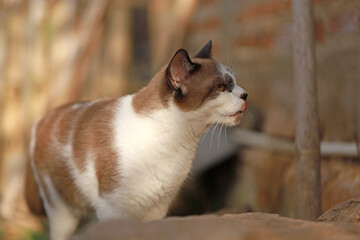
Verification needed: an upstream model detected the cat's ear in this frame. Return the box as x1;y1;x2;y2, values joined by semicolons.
194;40;212;59
167;49;197;94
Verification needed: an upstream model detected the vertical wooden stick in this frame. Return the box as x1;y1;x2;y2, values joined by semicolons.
291;0;321;220
149;0;198;71
356;78;360;160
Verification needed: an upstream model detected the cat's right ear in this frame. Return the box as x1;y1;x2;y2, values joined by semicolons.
166;49;197;94
194;40;212;59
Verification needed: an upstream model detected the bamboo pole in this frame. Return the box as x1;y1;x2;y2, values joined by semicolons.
231;129;360;158
357;77;360;160
46;0;108;108
149;0;198;71
0;2;4;104
291;0;321;220
0;0;5;191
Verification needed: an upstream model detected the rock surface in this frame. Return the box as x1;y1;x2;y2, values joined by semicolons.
318;198;360;223
230;152;360;218
73;213;360;240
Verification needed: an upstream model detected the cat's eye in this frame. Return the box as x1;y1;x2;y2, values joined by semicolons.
217;84;225;92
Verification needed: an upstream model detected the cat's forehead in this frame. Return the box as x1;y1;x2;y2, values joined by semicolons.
192;59;235;83
218;63;235;79
192;58;223;76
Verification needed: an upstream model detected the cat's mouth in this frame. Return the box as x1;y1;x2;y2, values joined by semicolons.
224;101;248;118
226;110;243;117
223;110;243;118
221;109;243;120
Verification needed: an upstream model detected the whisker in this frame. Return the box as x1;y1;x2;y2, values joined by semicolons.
210;115;222;148
228;51;235;71
209;122;219;148
200;125;212;143
218;123;224;151
229;48;241;72
226;50;232;67
224;126;228;144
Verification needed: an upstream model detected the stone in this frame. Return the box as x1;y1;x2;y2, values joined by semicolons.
317;198;360;223
73;213;360;240
283;159;360;217
230;153;360;218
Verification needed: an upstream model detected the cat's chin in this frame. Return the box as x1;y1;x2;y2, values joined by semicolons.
220;112;243;126
229;116;243;126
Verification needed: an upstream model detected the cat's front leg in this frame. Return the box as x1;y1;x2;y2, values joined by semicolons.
95;197;169;222
47;205;79;240
141;200;171;222
95;205;134;221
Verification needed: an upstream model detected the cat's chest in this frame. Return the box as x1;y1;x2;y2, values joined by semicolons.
114;96;198;185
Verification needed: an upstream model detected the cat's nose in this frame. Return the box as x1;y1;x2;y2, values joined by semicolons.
240;93;248;101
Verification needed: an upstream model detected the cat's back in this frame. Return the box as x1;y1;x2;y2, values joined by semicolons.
33;98;120;165
31;98;123;215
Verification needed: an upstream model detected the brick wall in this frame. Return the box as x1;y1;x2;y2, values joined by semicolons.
185;0;360;217
186;0;360;141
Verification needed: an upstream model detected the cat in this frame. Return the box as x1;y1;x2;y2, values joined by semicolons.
25;40;248;240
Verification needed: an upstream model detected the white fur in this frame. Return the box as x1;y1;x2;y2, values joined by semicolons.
97;96;201;220
30;120;79;240
43;175;79;240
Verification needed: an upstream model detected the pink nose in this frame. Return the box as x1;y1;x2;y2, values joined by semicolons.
240;100;248;112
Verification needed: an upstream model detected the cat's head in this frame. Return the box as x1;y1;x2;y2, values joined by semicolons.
166;40;248;126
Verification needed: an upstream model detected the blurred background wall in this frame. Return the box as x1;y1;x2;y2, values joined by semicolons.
0;0;359;238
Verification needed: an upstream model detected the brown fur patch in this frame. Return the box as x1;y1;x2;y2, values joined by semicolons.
33;99;121;214
49;152;93;214
132;67;171;114
33;107;70;208
25;158;46;216
71;99;121;195
34;105;91;213
172;58;222;111
133;58;224;114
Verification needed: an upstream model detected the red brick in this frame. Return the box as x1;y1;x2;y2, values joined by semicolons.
236;0;291;22
236;0;328;22
328;11;359;35
199;0;218;5
315;21;325;43
189;18;221;32
233;32;275;49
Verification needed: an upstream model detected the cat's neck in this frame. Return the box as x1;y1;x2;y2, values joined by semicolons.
163;103;209;143
131;67;208;142
132;67;171;115
136;97;207;145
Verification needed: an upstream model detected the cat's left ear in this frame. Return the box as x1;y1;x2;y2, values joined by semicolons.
194;40;212;59
167;49;197;94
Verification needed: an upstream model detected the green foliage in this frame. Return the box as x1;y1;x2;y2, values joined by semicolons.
23;230;48;240
0;229;4;240
22;222;49;240
0;219;4;240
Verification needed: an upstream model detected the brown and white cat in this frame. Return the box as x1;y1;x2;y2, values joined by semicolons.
25;40;248;240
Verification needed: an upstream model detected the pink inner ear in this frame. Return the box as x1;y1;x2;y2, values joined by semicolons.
172;76;181;88
171;74;188;94
171;61;188;80
170;63;186;89
168;49;194;94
